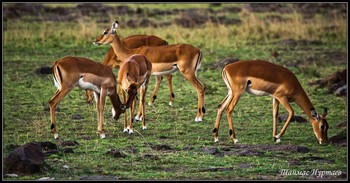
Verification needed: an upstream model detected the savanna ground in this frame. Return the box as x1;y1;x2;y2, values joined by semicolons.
2;3;348;180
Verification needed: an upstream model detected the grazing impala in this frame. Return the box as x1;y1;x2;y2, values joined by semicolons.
85;35;175;108
93;21;205;122
117;54;152;134
49;56;126;139
213;60;329;144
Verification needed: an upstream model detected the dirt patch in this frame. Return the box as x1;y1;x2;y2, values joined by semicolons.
58;140;79;147
35;66;52;75
243;3;293;14
200;144;310;157
278;115;307;123
288;159;302;166
334;121;346;128
121;146;138;154
329;129;347;147
2;3;240;28
4;3;346;29
200;167;233;172
80;175;119;180
175;9;210;28
300;156;335;164
105;148;127;158
81;136;93;140
151;144;173;151
174;8;241;28
293;3;347;19
141;154;159;160
308;69;347;97
279;38;323;47
217;6;241;14
200;147;221;155
71;114;84;120
288;156;336;166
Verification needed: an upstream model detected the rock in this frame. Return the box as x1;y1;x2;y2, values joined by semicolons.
4;142;45;174
37;177;55;180
5;174;18;178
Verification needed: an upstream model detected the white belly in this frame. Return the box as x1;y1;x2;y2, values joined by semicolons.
77;78;101;93
245;88;271;96
152;65;178;76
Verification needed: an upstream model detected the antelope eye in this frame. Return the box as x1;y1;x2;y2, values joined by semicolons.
320;124;326;131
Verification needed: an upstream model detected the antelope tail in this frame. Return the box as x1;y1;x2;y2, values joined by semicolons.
53;65;63;90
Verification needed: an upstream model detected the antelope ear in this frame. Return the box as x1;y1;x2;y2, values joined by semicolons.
321;108;328;118
111;21;118;33
112;21;119;29
311;109;320;121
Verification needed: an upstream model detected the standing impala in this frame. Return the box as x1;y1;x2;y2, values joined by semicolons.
117;54;152;134
213;60;329;144
86;35;175;108
49;56;126;139
93;21;205;122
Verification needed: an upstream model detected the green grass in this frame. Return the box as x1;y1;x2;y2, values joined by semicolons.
2;3;347;181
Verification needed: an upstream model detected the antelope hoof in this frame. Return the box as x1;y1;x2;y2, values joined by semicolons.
169;101;173;107
195;117;202;122
274;136;281;143
214;137;219;143
111;108;116;119
233;139;239;144
100;133;106;139
123;128;128;133
142;126;147;130
148;101;153;106
135;115;142;122
54;133;59;139
128;128;134;134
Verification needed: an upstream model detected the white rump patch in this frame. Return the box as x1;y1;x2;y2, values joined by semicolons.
53;76;61;90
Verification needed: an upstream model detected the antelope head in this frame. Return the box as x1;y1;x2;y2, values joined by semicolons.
93;21;119;46
310;108;329;144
